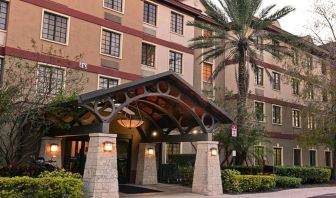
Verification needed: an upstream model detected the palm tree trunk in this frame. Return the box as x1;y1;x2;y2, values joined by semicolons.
237;45;248;124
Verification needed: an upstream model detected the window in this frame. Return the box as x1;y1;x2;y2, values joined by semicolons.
272;40;280;56
254;66;264;86
166;143;180;162
325;151;332;167
273;147;282;166
37;65;64;95
255;146;264;166
308;115;316;129
321;61;327;75
141;43;155;67
169;51;182;74
143;1;157;25
307;84;314;100
309;150;317;166
0;1;8;30
322;89;328;102
303;55;313;69
0;58;3;84
272;72;281;90
170;12;183;35
101;29;121;57
292;109;301;128
293;149;302;166
272;105;282;125
256;36;263;52
104;0;123;12
99;76;119;89
203;63;212;82
292;79;300;95
291;48;298;64
255;101;265;122
42;12;69;44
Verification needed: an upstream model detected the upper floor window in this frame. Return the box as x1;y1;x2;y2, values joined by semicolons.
303;55;313;69
272;40;280;56
321;61;327;75
203;62;212;82
291;48;298;64
141;43;155;67
272;105;282;125
308;85;314;100
144;1;157;26
42;12;69;44
169;51;182;74
104;0;123;13
292;109;301;128
0;1;8;30
254;66;264;86
255;101;265;122
322;89;328;102
170;12;183;35
101;29;122;58
99;76;119;89
308;115;316;130
37;65;64;95
292;79;300;95
272;72;281;90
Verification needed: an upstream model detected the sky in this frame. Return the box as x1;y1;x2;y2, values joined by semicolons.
261;0;315;36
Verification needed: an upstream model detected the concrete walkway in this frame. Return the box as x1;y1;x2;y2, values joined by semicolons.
120;184;336;198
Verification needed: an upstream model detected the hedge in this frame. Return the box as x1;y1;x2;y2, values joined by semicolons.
168;154;196;167
275;167;331;184
222;169;275;194
222;166;263;175
0;176;83;197
275;176;302;188
179;166;194;186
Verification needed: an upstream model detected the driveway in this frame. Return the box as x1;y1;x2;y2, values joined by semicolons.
120;184;336;198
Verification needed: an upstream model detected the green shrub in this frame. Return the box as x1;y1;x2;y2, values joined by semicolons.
0;164;56;177
179;166;194;186
0;176;83;197
168;154;196;167
275;167;331;184
38;169;82;179
221;169;275;194
222;166;263;175
275;176;302;188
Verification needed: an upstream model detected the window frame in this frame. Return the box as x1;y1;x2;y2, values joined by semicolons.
202;62;213;82
103;0;125;14
273;146;283;166
100;27;123;59
141;42;156;68
254;66;264;86
293;148;302;166
325;150;332;167
164;142;182;163
36;63;66;95
272;72;281;91
169;50;183;74
0;57;4;85
143;1;158;26
170;11;184;35
254;145;265;166
309;149;317;167
40;9;70;46
254;101;265;122
97;74;120;90
272;104;282;125
0;0;9;31
292;78;300;95
292;109;301;128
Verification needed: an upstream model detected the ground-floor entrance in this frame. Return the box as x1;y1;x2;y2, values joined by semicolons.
63;136;132;184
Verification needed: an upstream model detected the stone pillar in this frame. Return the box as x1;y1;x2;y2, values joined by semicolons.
39;137;62;168
192;141;223;196
83;133;119;198
135;143;158;185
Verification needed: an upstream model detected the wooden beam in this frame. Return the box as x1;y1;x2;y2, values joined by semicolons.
148;133;211;143
48;123;107;137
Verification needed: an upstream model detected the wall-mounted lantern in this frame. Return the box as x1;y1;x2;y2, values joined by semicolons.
152;131;158;137
50;144;59;152
148;148;155;155
210;148;218;156
103;141;114;152
192;129;198;134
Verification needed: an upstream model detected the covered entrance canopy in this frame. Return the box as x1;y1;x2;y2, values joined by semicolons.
48;71;233;141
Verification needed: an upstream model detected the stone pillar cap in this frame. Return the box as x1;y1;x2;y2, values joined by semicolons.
89;133;117;138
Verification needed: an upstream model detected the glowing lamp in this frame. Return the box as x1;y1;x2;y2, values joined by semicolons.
117;119;144;129
152;131;158;137
103;141;113;152
210;148;218;156
50;144;59;152
148;148;155;155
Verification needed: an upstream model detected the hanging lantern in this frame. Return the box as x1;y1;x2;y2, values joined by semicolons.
117;103;144;129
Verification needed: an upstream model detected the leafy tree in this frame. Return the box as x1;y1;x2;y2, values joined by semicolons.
188;0;295;165
0;42;88;166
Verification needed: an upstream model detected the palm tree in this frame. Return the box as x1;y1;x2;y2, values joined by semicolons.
188;0;296;165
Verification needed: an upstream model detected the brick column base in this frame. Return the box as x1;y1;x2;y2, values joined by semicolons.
83;133;119;198
192;141;223;196
135;143;158;185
